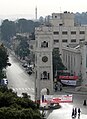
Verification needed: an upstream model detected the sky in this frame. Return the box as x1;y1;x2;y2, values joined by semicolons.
0;0;87;20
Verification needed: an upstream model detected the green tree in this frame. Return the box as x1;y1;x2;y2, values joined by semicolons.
1;19;16;42
0;44;10;81
0;44;9;70
15;37;30;59
52;48;66;78
0;86;41;119
17;19;34;33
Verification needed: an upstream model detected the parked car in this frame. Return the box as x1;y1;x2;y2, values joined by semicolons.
27;70;32;75
22;63;28;68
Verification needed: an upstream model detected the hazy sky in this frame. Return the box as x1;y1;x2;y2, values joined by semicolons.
0;0;87;19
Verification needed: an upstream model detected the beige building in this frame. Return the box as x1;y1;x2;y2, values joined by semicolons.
35;12;87;102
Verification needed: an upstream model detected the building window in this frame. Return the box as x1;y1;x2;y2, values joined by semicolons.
43;71;47;80
79;31;85;34
62;39;67;42
59;24;63;26
54;39;59;44
35;71;37;79
79;39;85;41
71;39;76;42
55;16;57;18
40;71;50;80
41;41;48;48
53;31;59;35
62;31;67;35
71;31;76;34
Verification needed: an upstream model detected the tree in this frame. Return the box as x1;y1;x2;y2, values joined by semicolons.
15;37;30;59
0;86;41;119
0;44;9;70
52;48;66;78
1;19;16;42
16;19;35;33
0;44;10;81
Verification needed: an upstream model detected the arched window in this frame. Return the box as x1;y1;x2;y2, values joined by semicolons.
41;41;48;48
40;71;50;80
43;71;47;79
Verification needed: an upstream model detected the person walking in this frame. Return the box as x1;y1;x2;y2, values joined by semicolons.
74;107;77;118
60;84;62;91
78;108;81;117
72;108;75;118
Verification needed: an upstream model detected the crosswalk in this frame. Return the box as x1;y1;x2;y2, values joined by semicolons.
8;87;34;93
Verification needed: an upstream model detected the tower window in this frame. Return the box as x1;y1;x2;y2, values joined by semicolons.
40;71;50;80
41;41;48;48
43;71;47;79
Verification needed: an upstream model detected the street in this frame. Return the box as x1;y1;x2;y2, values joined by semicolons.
6;54;87;119
6;54;35;100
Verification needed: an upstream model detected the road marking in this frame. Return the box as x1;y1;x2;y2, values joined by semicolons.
22;88;24;90
8;87;34;92
15;88;18;90
25;88;28;90
19;88;21;90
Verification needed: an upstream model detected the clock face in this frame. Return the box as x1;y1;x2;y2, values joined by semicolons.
42;56;48;62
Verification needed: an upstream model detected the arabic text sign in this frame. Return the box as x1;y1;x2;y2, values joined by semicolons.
43;95;73;103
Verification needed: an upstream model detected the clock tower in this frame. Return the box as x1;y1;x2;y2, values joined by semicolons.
35;26;53;103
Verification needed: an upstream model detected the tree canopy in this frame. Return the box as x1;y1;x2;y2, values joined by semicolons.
52;48;66;78
0;86;42;119
15;36;30;59
0;19;40;44
0;44;11;80
1;19;16;41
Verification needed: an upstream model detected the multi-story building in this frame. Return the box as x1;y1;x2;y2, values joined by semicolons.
35;11;87;102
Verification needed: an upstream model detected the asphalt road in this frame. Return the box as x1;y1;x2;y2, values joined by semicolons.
6;54;35;100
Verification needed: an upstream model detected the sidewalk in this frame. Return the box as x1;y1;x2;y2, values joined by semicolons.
61;86;87;95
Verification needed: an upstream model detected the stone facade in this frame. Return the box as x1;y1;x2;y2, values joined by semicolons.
35;12;87;102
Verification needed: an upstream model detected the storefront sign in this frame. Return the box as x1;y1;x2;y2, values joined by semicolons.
59;76;78;80
42;94;73;103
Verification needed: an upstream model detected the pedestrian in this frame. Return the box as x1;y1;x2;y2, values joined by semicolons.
60;84;62;91
74;107;77;118
83;99;86;106
55;84;57;92
72;108;75;118
78;108;81;117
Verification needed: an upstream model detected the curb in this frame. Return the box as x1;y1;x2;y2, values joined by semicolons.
40;104;61;110
63;90;87;95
